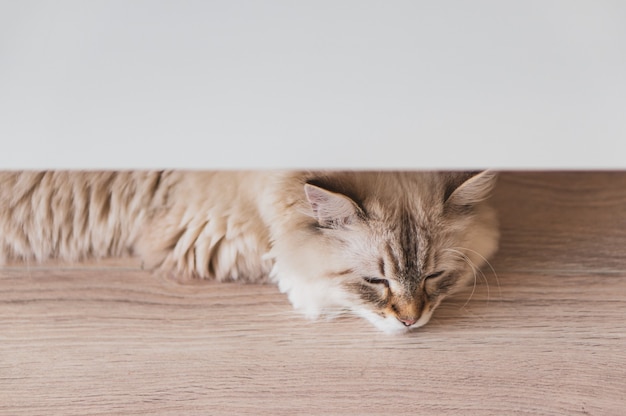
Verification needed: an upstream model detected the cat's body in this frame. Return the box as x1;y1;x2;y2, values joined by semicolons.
0;171;499;333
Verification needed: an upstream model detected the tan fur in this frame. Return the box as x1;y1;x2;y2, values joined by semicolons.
0;170;499;333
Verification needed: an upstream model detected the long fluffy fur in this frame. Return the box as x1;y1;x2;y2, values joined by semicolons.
0;171;499;332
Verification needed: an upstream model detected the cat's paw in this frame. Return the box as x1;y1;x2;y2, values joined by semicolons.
276;276;324;320
273;268;347;321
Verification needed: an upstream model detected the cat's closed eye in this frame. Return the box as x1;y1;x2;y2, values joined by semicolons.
424;271;445;280
362;277;390;288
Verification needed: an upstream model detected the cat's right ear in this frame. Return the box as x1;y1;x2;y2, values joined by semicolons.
444;170;498;208
304;183;361;228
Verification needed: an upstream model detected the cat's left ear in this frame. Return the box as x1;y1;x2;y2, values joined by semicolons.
304;183;361;227
444;170;498;207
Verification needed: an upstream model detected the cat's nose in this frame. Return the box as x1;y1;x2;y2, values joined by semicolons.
398;317;418;327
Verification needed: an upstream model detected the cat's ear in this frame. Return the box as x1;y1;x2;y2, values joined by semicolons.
444;170;498;207
304;183;361;227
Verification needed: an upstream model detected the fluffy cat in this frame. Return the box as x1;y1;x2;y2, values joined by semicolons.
0;171;499;333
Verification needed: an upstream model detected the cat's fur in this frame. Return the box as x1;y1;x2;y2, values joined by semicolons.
0;171;499;333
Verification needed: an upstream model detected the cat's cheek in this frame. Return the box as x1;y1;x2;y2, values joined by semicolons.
413;308;435;329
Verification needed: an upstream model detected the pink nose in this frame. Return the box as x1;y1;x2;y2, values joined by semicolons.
398;317;418;327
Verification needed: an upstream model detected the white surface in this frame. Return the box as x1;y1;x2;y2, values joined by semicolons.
1;1;625;170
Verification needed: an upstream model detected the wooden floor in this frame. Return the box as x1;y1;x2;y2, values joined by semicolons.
2;172;625;415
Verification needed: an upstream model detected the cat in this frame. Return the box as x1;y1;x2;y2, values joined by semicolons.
0;170;499;333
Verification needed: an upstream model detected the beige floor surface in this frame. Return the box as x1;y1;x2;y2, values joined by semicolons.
1;172;625;415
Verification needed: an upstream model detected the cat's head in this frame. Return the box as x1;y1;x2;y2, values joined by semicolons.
269;171;499;333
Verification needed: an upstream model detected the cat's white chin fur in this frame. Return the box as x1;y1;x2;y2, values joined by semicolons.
355;308;434;334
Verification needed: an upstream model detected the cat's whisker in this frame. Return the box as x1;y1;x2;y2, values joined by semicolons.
450;246;501;302
444;248;493;304
442;248;481;309
463;263;479;310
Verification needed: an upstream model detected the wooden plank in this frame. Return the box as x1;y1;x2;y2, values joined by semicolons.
1;268;624;415
492;172;626;273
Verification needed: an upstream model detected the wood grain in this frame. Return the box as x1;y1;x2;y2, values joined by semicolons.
1;172;625;415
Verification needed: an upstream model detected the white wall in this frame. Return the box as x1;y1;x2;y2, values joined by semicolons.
1;1;625;170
